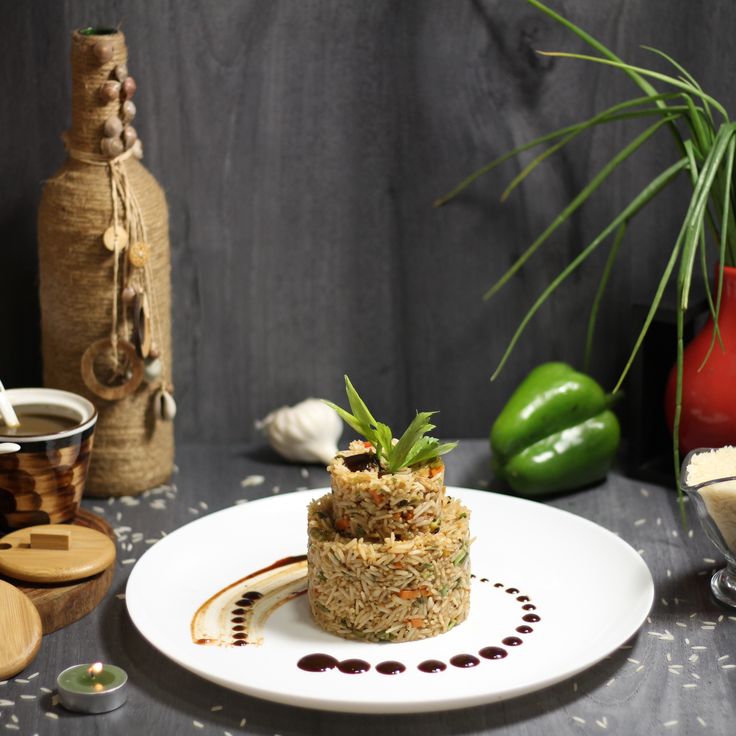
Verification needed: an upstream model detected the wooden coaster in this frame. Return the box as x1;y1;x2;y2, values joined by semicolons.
14;510;116;634
0;579;42;679
0;522;116;584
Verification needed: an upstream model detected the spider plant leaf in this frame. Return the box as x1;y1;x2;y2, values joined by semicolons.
619;125;731;394
527;16;694;173
525;2;690;204
677;140;707;317
698;225;723;351
484;115;679;301
678;125;736;311
538;51;728;120
433;126;584;208
681;95;711;157
641;45;714;128
500;100;687;202
673;283;686;523
526;0;659;97
612;160;698;394
682;140;724;349
700;134;735;370
491;156;688;381
583;221;627;372
433;92;681;207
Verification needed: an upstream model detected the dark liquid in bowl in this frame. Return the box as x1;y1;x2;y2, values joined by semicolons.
2;411;80;436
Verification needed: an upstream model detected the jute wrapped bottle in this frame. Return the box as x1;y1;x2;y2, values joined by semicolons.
38;28;174;496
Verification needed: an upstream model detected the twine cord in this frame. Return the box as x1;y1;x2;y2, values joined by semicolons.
62;134;168;390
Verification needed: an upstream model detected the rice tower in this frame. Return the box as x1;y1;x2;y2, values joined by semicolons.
308;379;470;642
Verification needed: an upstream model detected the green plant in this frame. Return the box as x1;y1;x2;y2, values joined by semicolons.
323;375;457;473
435;0;736;518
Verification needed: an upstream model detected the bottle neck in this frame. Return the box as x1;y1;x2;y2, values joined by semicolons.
68;29;128;156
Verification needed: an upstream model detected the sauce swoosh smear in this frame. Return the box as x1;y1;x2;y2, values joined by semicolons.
191;554;307;647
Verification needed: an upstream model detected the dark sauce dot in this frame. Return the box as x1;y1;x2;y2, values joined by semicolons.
235;599;254;608
506;588;519;594
232;608;245;615
516;625;533;634
522;604;537;611
297;653;338;672
233;640;248;647
231;617;245;624
516;595;530;602
502;636;523;647
450;654;480;668
232;625;245;632
418;659;447;673
233;633;247;640
479;646;507;660
493;583;504;588
338;659;370;674
470;574;477;579
194;638;213;645
376;661;406;675
243;591;263;601
480;578;489;583
522;613;541;623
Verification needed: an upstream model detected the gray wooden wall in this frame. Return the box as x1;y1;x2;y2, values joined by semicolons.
0;1;731;442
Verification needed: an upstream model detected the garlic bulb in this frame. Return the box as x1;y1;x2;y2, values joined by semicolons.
256;398;342;465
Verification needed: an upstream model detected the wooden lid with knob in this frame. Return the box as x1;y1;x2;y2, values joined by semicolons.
0;524;116;583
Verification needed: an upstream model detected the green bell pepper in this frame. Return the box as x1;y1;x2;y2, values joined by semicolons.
490;362;620;497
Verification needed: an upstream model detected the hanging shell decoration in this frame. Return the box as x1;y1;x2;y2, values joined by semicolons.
256;398;342;465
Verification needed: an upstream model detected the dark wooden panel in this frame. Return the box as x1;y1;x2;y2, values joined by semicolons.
0;1;732;441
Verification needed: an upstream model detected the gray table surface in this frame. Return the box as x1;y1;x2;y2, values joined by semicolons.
2;440;734;735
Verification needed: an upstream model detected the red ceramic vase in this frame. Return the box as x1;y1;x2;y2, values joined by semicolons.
665;265;736;453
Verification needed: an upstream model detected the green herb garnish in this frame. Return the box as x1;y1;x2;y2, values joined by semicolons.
322;375;457;473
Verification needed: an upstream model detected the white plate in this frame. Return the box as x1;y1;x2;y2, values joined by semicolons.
126;488;654;713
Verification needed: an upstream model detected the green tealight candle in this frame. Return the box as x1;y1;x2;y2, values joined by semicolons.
57;662;128;713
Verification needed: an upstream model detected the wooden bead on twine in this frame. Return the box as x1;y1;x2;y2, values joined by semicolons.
122;77;137;99
113;63;128;82
104;116;123;138
131;139;143;159
37;29;174;496
100;136;124;158
93;42;113;63
102;225;128;252
99;80;120;103
127;240;149;268
122;125;137;149
121;100;136;123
